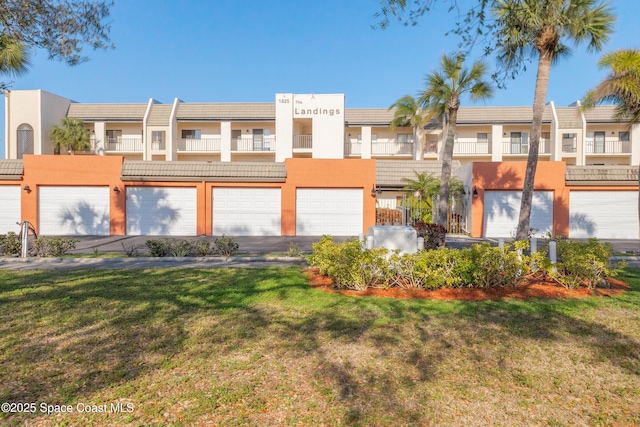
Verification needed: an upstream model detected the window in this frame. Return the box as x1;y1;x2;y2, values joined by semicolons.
510;132;528;154
477;133;488;143
357;134;378;142
106;130;122;144
562;133;576;152
182;129;201;139
541;132;550;140
152;131;165;149
397;133;414;143
594;131;606;153
17;123;34;158
619;131;630;141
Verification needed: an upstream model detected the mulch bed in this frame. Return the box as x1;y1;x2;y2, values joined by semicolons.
305;268;630;301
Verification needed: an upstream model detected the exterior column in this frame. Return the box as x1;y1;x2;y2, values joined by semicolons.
221;121;231;162
361;126;372;159
94;122;106;155
275;93;294;162
491;124;503;161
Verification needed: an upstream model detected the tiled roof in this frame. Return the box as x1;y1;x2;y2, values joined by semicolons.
176;103;275;121
555;107;583;129
0;160;24;179
566;165;638;184
147;104;173;126
456;106;553;124
67;103;147;121
121;161;286;182
582;105;627;123
376;160;462;187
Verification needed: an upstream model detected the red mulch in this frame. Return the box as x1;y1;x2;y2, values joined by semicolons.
305;268;630;301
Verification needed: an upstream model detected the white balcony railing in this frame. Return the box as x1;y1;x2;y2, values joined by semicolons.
178;137;221;152
231;136;275;152
372;141;413;156
151;140;166;151
585;137;631;154
426;138;492;155
105;137;143;152
293;135;312;149
502;138;550;155
344;142;362;156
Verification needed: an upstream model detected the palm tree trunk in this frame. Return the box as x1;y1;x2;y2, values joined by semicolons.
516;51;552;241
415;126;425;160
437;108;458;227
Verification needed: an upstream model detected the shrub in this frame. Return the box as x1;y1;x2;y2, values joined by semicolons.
413;221;447;250
0;232;21;255
213;235;239;257
170;240;194;257
121;241;139;257
33;236;78;257
467;243;526;288
192;240;211;257
145;238;173;257
287;242;301;257
552;238;618;289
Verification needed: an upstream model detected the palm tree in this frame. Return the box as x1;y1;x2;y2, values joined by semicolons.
493;0;615;240
402;171;465;223
49;117;92;154
583;49;640;124
0;34;30;91
418;53;493;227
389;95;431;160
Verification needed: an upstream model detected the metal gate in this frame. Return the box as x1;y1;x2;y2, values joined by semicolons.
377;194;469;234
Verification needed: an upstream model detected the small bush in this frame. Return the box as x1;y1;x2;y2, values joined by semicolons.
33;236;78;257
413;221;447;250
467;243;526;288
121;241;139;257
192;240;211;257
552;238;618;289
0;232;21;255
146;239;172;257
213;235;239;257
287;242;301;257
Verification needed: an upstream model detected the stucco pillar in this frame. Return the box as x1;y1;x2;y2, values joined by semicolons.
94;122;106;156
221;122;231;162
491;124;503;161
631;123;640;166
361;126;372;159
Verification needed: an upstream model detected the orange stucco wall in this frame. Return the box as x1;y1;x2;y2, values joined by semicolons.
282;158;377;235
10;156;377;237
471;161;569;238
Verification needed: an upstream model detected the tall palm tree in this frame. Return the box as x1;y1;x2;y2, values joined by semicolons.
493;0;615;240
388;95;431;160
49;117;92;154
0;34;30;91
418;53;493;227
583;49;640;124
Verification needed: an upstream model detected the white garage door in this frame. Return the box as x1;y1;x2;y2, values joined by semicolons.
570;191;638;238
39;186;110;235
126;187;197;236
483;190;553;238
0;185;21;234
296;188;363;236
212;188;281;236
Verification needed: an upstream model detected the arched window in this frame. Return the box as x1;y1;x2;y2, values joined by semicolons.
17;123;34;159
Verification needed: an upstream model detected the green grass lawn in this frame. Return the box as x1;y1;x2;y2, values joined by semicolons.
1;267;639;426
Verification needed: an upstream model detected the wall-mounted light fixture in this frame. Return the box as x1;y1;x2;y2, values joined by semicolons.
371;185;382;198
23;185;31;193
113;185;120;193
473;187;479;197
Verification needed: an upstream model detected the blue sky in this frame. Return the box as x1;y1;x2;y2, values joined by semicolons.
2;0;639;156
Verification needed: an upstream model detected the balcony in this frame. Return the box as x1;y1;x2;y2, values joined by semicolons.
105;137;143;152
178;137;221;152
231;136;275;152
502;138;550;155
151;140;166;151
426;138;492;155
344;142;362;156
372;141;413;156
585;137;631;154
293;135;312;150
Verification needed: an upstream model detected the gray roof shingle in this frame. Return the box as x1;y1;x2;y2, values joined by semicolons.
376;160;462;187
121;161;286;182
0;160;24;179
67;103;148;121
566;165;638;184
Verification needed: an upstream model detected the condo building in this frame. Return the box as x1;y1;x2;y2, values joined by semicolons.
1;90;638;239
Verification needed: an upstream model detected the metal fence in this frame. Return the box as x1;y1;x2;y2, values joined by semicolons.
376;194;470;234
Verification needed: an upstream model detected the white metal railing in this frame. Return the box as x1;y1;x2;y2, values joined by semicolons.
151;140;166;151
585;137;631;154
562;137;578;153
178;137;221;152
502;138;550;155
453;139;491;155
372;141;413;156
293;135;312;149
231;136;275;151
344;142;362;156
105;137;143;152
